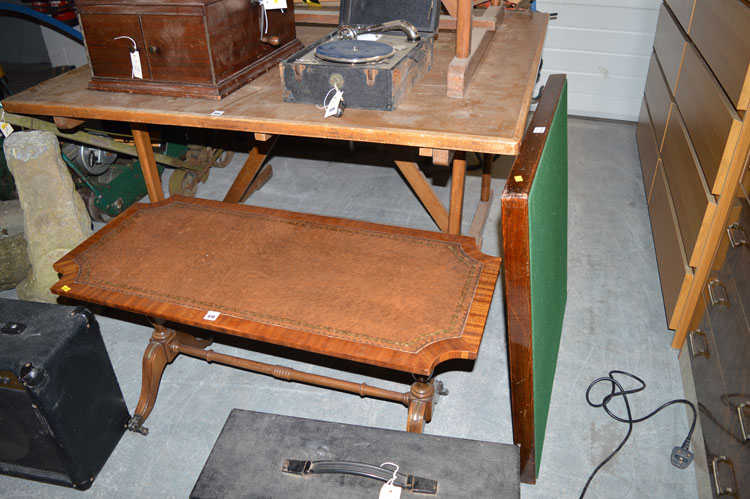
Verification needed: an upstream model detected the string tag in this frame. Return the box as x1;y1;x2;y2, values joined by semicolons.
262;0;287;9
324;86;344;118
379;483;401;499
0;121;13;137
0;106;12;137
129;49;144;79
378;462;401;499
114;36;143;79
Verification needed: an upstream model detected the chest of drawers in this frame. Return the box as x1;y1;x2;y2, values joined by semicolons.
685;185;750;497
636;0;750;343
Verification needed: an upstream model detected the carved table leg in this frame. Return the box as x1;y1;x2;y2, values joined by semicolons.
406;377;447;433
127;323;186;435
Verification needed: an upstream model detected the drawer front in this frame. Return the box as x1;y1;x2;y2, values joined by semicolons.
636;98;660;202
644;52;673;151
648;162;693;328
653;3;687;94
675;44;743;195
665;0;696;33
690;0;750;110
80;14;152;80
702;272;750;496
725;195;750;323
660;109;716;267
140;15;213;84
687;297;728;458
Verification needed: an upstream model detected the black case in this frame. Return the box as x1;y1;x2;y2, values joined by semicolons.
191;409;521;498
280;0;440;111
0;298;130;490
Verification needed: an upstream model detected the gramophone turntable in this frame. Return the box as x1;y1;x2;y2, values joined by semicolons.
280;0;440;112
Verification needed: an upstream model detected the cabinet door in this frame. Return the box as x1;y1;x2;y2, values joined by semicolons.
80;14;152;80
140;15;213;84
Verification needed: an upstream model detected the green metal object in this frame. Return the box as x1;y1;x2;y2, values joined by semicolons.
91;142;189;218
72;143;188;220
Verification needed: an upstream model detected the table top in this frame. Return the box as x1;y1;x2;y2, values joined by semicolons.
1;12;547;155
51;196;501;374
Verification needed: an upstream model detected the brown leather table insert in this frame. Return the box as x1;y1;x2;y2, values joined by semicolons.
53;196;501;375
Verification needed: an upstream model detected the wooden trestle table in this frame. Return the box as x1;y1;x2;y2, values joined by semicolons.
1;8;548;483
1;12;547;237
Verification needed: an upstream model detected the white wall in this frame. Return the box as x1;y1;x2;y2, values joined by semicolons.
535;0;661;121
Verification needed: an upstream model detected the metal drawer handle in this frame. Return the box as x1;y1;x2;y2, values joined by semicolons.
711;456;738;497
688;330;710;358
738;401;750;444
727;223;748;248
708;279;730;307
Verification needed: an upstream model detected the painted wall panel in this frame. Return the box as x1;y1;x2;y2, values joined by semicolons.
535;0;661;121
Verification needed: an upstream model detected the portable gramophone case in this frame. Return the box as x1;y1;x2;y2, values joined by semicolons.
280;0;440;111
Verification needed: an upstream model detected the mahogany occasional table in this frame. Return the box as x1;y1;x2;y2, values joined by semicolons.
51;196;501;435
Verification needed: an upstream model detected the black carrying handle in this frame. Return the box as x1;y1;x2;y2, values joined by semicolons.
282;459;437;494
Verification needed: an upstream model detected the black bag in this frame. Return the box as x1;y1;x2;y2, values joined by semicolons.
0;298;130;490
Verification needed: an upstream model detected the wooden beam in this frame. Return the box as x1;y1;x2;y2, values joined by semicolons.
254;133;273;142
418;147;455;167
448;151;467;234
456;0;473;59
294;9;339;25
131;123;165;202
442;0;458;18
224;136;278;203
439;14;498;31
394;159;449;232
53;116;86;130
468;189;493;245
240;164;274;203
481;152;493;201
447;6;504;98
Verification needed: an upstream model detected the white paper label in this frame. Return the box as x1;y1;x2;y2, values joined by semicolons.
262;0;287;9
357;34;382;41
0;122;13;137
533;126;546;134
203;311;220;321
324;88;344;118
130;50;143;79
379;483;402;499
210;110;225;116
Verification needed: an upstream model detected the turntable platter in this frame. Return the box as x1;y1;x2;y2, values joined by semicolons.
314;40;396;64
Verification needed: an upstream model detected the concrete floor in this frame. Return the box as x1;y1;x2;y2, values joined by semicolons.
0;117;699;498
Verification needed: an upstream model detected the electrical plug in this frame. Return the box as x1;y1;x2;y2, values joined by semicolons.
671;445;694;469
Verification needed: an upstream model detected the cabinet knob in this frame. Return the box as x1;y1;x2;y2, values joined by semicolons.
148;46;158;55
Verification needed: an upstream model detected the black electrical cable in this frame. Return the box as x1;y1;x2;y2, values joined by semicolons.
579;370;697;499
